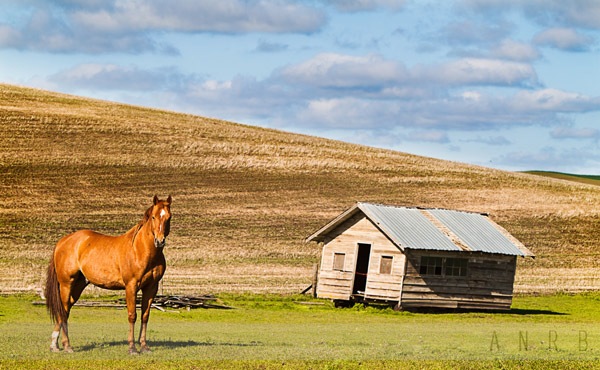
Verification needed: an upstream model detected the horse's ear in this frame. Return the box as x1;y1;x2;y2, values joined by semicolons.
153;195;159;205
167;195;172;204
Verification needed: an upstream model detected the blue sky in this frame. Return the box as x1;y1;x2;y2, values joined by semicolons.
1;0;599;173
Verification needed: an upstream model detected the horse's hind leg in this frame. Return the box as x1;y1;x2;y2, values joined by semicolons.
50;323;61;352
58;274;88;352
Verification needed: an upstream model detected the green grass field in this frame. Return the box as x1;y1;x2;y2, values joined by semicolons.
3;294;600;369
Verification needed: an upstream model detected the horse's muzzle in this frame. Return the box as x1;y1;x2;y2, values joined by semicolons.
154;238;166;249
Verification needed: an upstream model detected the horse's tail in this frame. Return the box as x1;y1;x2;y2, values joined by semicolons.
45;251;67;324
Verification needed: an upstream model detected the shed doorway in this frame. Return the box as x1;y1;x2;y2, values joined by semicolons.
353;243;371;295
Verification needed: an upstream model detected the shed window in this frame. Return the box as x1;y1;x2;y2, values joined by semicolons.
419;256;467;277
380;256;393;274
333;253;345;271
419;256;443;275
445;257;468;277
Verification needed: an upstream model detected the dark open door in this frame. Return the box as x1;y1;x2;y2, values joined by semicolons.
353;243;371;295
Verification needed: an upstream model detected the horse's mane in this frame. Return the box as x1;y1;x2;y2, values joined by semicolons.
131;205;153;244
141;205;153;225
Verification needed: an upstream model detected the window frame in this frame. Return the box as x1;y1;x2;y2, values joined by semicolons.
419;256;443;276
444;257;468;277
333;252;346;271
379;255;393;274
419;256;468;278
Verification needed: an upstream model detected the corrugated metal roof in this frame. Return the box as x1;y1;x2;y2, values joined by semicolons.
359;203;461;251
427;209;528;256
306;202;532;257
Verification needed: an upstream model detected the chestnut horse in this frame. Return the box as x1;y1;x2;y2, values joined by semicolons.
45;195;172;354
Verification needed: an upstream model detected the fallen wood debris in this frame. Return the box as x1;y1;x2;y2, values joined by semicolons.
119;295;234;310
300;284;313;295
33;294;234;310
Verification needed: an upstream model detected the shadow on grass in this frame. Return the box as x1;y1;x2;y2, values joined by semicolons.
400;307;568;315
77;339;263;352
347;302;567;316
505;308;567;316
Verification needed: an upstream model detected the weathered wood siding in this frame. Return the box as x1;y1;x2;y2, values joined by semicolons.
402;250;517;310
364;248;405;302
317;212;406;301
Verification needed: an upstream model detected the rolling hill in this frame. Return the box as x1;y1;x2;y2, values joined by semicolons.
525;171;600;187
2;83;600;295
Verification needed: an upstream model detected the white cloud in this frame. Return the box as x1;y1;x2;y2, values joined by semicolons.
490;39;540;61
45;55;600;138
0;25;21;47
255;39;289;53
56;63;120;80
462;136;511;146
511;89;600;112
416;58;538;87
49;63;193;91
325;0;406;12
439;20;511;47
461;0;600;30
200;80;233;92
533;27;595;51
561;0;600;30
493;146;600;172
298;97;392;128
408;130;450;143
287;85;600;132
461;91;482;101
278;54;539;93
551;126;600;140
72;0;327;34
0;7;163;53
0;0;327;53
278;53;407;88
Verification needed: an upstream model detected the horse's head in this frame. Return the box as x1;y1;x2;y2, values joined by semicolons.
148;195;172;249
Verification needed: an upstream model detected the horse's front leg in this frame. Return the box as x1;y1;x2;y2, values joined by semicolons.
125;284;138;355
139;283;159;353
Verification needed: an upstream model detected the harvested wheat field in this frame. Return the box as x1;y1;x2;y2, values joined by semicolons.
2;83;600;295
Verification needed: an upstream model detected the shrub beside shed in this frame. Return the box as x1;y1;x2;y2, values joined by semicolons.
306;202;534;310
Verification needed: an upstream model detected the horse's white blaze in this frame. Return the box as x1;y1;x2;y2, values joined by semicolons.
160;209;166;218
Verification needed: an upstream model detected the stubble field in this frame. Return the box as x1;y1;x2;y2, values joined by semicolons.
2;83;600;297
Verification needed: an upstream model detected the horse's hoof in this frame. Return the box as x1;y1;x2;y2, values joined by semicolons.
128;347;139;355
63;346;74;353
50;347;60;353
140;345;152;354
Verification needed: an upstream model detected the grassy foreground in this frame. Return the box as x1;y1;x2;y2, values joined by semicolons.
2;293;600;369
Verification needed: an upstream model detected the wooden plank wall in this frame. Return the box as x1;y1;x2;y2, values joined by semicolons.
364;249;404;301
402;250;517;310
316;212;406;301
316;213;363;300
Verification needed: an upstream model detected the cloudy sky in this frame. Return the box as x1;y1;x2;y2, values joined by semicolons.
1;0;599;173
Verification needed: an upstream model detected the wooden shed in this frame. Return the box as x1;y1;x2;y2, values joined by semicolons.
306;202;534;310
